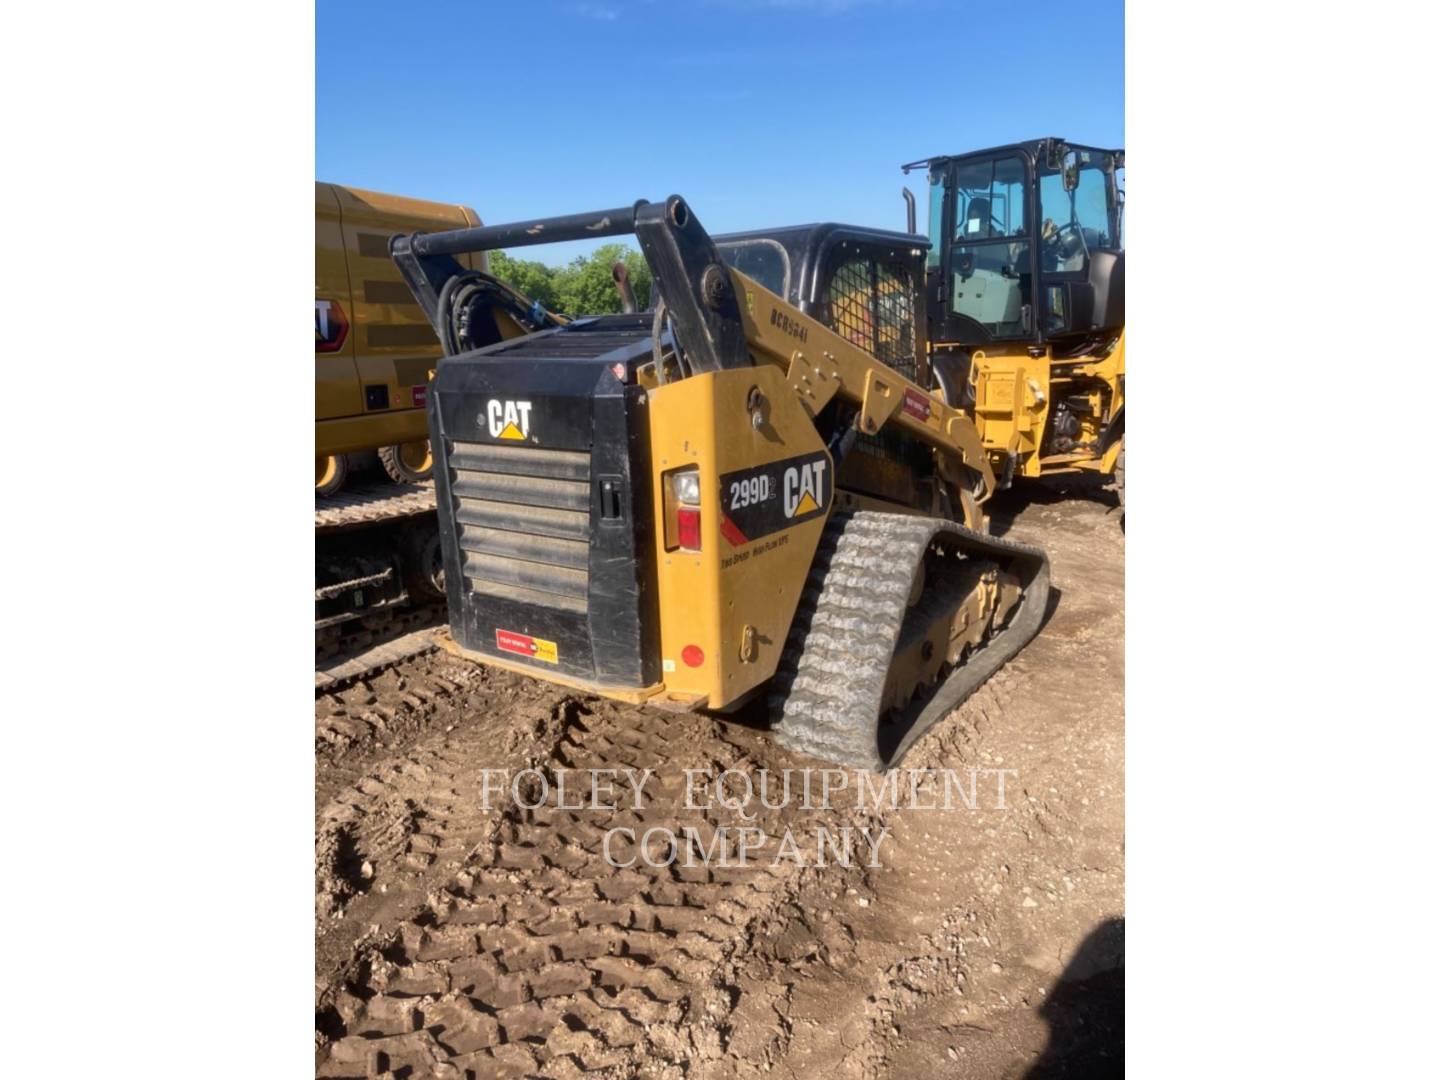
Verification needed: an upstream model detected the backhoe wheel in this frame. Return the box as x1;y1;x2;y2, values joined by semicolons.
1114;438;1125;510
380;439;433;485
315;454;348;498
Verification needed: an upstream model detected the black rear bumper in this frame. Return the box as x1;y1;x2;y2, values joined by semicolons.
428;317;660;687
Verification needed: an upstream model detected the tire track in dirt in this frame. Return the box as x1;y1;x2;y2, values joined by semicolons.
316;656;582;1042
316;689;882;1078
700;494;1124;1079
313;492;1122;1078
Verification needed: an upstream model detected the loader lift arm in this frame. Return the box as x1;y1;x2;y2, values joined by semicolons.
393;195;998;512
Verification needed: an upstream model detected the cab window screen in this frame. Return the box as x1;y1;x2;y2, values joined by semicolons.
822;256;917;380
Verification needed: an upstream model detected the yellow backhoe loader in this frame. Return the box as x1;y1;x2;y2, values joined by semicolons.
903;138;1124;503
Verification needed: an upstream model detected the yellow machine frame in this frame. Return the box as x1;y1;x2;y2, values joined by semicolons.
315;183;483;472
967;331;1125;481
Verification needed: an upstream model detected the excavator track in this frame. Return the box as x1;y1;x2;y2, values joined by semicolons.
315;480;436;530
769;510;1050;771
316;481;446;668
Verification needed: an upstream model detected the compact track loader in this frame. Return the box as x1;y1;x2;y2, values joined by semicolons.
391;197;1050;770
904;139;1124;501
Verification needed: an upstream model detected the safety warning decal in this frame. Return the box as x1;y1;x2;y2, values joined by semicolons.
495;628;558;664
718;450;831;546
902;387;932;421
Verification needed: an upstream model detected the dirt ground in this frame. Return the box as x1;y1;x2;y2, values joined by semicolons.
314;484;1124;1078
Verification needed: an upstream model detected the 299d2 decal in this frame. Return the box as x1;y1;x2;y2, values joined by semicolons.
718;450;832;547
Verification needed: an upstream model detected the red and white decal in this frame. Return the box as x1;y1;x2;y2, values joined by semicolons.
495;628;558;664
902;387;932;421
411;385;427;409
315;299;349;353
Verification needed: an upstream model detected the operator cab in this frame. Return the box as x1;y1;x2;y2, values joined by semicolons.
714;224;944;510
904;138;1124;352
714;223;930;383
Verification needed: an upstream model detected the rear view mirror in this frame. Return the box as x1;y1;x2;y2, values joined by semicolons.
1063;149;1080;192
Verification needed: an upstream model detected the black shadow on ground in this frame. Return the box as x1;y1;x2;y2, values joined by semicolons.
1026;916;1125;1078
988;476;1120;538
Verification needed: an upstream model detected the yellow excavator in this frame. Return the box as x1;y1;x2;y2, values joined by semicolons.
316;182;492;496
315;183;558;660
389;196;1051;769
903;138;1124;504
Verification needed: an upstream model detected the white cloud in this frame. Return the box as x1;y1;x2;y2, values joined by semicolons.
568;2;620;19
724;0;914;11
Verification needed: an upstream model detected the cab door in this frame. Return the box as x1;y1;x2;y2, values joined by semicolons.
936;153;1036;344
315;182;362;423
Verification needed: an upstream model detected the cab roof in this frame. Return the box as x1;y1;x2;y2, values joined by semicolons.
902;137;1124;175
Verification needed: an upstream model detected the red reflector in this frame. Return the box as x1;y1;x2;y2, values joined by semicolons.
676;506;701;550
682;644;705;667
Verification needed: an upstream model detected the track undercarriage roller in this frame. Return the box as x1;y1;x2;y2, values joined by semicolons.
769;510;1049;771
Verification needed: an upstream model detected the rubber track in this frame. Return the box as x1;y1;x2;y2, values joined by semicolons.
315;602;445;668
768;510;1050;771
316;626;442;693
316;481;437;532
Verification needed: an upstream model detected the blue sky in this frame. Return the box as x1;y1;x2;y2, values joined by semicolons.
317;0;1123;265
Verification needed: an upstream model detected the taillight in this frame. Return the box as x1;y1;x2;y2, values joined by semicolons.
664;467;702;552
676;506;701;550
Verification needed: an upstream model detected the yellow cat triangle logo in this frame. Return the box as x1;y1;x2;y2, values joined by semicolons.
499;421;525;440
794;491;820;515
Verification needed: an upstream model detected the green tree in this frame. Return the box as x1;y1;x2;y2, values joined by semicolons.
487;243;651;316
486;250;559;310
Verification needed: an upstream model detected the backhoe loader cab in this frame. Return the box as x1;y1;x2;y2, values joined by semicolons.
903;139;1126;492
391;198;1049;770
906;138;1124;349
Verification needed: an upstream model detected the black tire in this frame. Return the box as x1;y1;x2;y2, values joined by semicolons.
400;524;445;601
316;454;348;498
379;440;433;485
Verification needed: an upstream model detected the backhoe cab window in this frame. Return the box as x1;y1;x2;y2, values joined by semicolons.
953;156;1027;240
926;179;944;267
1038;150;1118;271
947;155;1030;337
